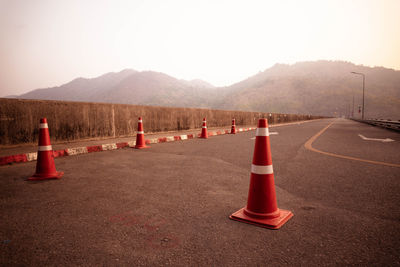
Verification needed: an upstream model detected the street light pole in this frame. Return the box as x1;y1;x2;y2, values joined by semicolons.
350;71;365;120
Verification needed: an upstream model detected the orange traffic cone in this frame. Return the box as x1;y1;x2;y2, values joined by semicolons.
200;118;208;139
231;118;236;134
230;118;293;229
28;118;63;181
135;117;149;149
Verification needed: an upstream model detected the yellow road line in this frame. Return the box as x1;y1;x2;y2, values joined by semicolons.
304;121;400;168
270;118;323;128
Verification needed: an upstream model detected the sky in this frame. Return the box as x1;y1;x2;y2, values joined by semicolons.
0;0;399;96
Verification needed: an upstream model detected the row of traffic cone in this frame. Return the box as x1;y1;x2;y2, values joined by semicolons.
137;117;236;143
28;116;234;180
28;117;149;180
200;117;237;138
28;117;292;229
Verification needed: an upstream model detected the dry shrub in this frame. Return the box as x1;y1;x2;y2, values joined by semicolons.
0;98;322;145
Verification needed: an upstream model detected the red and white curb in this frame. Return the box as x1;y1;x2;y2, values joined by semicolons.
0;128;256;166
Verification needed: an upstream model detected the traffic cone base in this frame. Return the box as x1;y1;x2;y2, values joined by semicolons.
230;207;293;230
200;128;208;138
134;144;149;149
28;171;64;181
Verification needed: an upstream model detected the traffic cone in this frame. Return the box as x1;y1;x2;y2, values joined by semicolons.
230;118;293;229
135;117;149;149
200;118;208;139
231;118;236;134
28;118;63;181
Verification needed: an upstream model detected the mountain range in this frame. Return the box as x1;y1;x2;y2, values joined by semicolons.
11;61;400;119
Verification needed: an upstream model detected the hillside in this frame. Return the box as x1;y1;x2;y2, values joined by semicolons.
20;69;138;101
19;69;218;108
15;61;400;119
215;61;400;119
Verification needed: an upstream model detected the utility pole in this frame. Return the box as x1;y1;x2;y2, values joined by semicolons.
350;72;365;120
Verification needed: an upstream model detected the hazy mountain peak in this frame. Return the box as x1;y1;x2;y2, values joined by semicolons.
119;68;137;74
14;61;400;119
187;79;215;89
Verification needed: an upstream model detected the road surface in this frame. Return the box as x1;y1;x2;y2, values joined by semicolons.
1;118;399;266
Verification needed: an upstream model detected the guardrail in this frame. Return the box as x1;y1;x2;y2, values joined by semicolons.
353;119;400;132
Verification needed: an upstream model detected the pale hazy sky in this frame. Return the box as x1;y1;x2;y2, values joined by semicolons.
1;0;399;96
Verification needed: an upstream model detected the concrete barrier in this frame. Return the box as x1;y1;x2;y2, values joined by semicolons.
0;98;322;145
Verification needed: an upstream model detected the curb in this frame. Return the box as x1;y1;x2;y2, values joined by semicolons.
0;127;255;166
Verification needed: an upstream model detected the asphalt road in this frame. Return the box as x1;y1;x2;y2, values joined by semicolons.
1;118;399;266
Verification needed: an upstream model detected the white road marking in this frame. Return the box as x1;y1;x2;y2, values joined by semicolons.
67;147;88;155
26;152;38;161
101;144;117;150
358;134;394;142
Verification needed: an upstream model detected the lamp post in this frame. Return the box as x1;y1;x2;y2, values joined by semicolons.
350;71;365;120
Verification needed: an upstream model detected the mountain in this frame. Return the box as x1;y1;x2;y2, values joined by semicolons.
215;61;400;119
96;71;217;107
15;61;400;119
20;69;138;101
185;79;215;89
19;69;218;108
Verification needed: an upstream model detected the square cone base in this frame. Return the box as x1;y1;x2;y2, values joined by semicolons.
28;171;64;181
134;145;150;149
230;207;293;230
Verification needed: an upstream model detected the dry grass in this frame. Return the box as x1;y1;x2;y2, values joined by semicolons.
0;99;322;145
